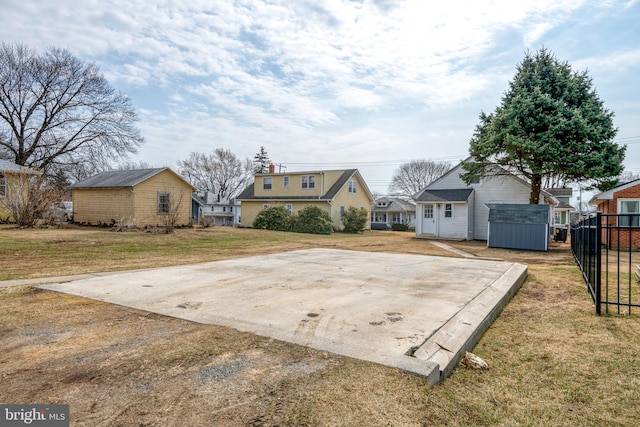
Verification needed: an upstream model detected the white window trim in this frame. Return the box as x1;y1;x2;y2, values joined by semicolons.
444;203;453;219
285;203;293;214
618;198;640;227
263;177;272;190
283;176;290;188
301;175;315;189
348;180;357;194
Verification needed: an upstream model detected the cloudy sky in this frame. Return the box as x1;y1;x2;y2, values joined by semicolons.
2;0;639;195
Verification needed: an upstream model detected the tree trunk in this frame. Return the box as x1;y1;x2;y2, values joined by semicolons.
529;174;542;204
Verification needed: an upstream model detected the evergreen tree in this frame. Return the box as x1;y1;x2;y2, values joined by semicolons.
252;146;271;174
461;48;625;203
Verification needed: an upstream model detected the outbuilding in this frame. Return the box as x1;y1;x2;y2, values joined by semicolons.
487;204;551;251
70;168;195;227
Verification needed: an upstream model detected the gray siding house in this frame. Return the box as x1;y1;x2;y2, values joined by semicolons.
415;161;556;240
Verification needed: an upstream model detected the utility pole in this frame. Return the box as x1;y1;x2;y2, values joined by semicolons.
276;164;287;173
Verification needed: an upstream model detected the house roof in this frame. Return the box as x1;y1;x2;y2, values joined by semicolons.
192;193;207;206
554;200;575;210
545;187;573;197
415;188;473;203
589;178;640;204
372;197;415;212
237;169;374;202
417;160;556;205
0;159;41;175
487;203;550;224
70;168;194;190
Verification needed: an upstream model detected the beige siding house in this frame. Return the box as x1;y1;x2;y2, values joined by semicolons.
0;159;42;221
70;168;195;226
237;168;374;230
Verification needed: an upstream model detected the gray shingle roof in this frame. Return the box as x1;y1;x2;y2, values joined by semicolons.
487;203;550;224
372;197;415;212
545;188;573;197
416;189;473;202
70;168;168;189
237;170;360;201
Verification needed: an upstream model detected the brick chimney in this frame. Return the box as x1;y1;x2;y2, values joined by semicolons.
268;163;275;173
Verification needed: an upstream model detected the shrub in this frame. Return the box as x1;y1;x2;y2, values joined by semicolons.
341;206;368;233
292;205;333;234
252;206;291;231
391;223;409;231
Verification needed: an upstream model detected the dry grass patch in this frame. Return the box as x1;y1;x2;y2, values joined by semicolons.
2;228;640;425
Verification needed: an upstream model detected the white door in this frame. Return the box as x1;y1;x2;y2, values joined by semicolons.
422;203;436;234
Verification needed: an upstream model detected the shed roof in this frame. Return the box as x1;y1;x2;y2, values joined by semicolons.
487;203;550;224
70;168;193;190
416;188;473;203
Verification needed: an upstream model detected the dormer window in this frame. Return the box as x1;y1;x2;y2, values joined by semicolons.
301;175;315;189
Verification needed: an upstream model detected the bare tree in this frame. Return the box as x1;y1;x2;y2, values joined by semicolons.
0;43;143;178
0;172;53;227
157;188;186;234
389;159;451;198
177;148;252;200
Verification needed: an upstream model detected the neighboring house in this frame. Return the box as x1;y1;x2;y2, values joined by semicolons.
237;166;374;230
70;168;195;227
414;161;557;240
545;187;574;226
371;197;416;227
0;159;41;221
192;191;241;226
589;179;640;249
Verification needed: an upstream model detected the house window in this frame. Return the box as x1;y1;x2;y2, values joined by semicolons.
340;205;345;215
263;204;270;210
619;199;640;227
444;204;453;218
391;213;401;223
157;192;171;214
348;180;357;194
263;177;272;190
285;203;293;214
424;204;433;219
283;176;290;188
301;175;315;189
230;206;233;212
0;174;5;197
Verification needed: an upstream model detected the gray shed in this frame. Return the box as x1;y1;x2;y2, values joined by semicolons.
487;204;550;251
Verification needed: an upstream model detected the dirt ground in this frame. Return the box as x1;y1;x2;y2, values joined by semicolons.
0;230;575;426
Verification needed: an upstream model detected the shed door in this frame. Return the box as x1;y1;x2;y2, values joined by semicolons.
422;203;436;234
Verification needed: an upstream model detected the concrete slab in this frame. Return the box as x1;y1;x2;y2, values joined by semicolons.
37;248;527;384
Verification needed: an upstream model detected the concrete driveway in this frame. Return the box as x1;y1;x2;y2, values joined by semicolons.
39;248;527;384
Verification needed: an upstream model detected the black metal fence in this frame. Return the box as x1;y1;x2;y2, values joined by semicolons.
571;212;640;315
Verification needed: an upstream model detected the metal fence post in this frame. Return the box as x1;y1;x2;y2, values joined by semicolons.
595;212;602;315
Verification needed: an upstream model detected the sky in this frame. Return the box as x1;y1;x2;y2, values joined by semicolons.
1;0;639;198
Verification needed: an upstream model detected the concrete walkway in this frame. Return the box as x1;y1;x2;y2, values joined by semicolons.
34;248;527;384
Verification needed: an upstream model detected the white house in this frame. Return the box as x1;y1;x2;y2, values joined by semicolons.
370;197;416;227
192;191;241;226
414;161;557;240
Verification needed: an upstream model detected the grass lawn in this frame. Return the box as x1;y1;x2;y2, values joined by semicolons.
2;225;640;426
